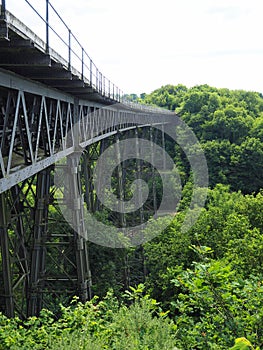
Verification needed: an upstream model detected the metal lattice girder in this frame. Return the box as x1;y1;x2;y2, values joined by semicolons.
0;164;93;318
80;128;163;229
0;69;75;192
0;123;170;318
82;142;104;213
0;176;38;318
0;68;173;194
42;157;92;300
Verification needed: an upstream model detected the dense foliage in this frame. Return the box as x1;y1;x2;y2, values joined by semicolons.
0;288;177;350
139;84;263;193
144;186;263;349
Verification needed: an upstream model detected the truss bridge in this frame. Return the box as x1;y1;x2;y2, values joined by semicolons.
0;0;176;318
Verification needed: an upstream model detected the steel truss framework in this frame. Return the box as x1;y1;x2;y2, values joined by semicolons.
0;69;173;193
0;69;173;318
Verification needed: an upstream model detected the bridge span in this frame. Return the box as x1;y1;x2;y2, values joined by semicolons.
0;1;175;318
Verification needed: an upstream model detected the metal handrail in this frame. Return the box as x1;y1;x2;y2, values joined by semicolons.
0;0;122;102
0;0;174;114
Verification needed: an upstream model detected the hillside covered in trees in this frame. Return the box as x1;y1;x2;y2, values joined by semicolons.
1;85;263;350
132;84;263;193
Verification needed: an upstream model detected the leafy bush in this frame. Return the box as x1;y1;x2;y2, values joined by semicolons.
170;248;263;349
0;289;177;350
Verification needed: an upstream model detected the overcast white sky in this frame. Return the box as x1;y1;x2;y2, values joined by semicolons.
6;0;263;94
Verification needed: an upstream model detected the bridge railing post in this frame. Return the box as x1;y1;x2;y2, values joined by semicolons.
96;67;98;91
90;59;92;86
68;29;71;70
81;48;84;80
45;0;49;54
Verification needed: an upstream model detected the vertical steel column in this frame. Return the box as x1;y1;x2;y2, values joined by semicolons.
135;128;144;224
68;29;71;70
161;124;167;171
11;185;30;318
82;139;109;213
71;96;91;301
0;193;14;318
28;167;51;316
150;126;157;213
67;154;91;302
90;60;93;86
83;150;90;211
81;48;84;80
115;133;126;228
83;148;95;213
94;139;107;211
45;0;49;54
135;128;146;283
